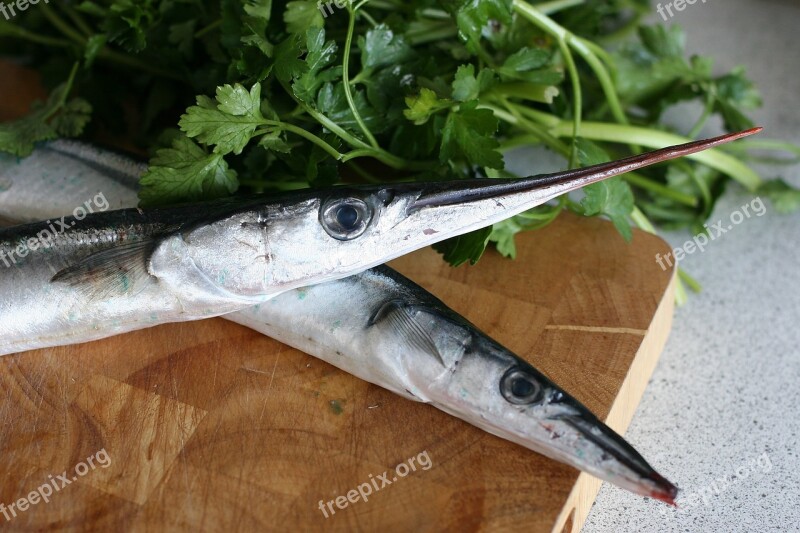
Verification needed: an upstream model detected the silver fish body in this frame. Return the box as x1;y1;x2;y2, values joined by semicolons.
231;265;678;503
0;130;760;356
0;139;714;502
0;140;143;218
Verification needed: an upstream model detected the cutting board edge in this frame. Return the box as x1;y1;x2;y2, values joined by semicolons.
551;268;677;533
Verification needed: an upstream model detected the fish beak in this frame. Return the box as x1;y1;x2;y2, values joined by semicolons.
554;409;678;505
277;129;761;288
418;335;682;504
407;128;761;213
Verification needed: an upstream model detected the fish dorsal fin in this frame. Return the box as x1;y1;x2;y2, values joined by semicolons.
51;238;155;298
370;300;445;366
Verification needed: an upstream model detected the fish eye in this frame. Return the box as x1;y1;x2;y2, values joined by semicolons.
500;368;543;405
320;197;372;240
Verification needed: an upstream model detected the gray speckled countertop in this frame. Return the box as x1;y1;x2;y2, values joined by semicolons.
581;0;800;531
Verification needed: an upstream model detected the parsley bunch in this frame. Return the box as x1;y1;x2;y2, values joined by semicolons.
1;0;798;291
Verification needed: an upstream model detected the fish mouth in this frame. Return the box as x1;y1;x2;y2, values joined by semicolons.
558;412;678;505
408;128;762;211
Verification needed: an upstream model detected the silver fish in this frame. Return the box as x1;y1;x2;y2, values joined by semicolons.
0;129;758;356
231;266;679;503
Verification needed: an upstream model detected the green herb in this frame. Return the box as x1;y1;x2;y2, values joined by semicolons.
1;0;797;280
0;64;90;156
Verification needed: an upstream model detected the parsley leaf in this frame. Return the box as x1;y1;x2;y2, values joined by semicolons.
0;66;90;157
440;103;504;169
179;83;266;155
433;226;493;267
359;25;413;70
404;88;451;125
571;139;635;241
284;1;324;35
139;135;239;207
452;64;496;102
273;34;308;83
292;28;341;104
445;0;513;54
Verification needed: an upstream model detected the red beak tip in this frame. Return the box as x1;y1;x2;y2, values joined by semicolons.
649;483;679;507
744;126;764;136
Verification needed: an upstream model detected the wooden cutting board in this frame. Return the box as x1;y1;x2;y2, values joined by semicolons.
0;62;677;531
0;214;676;532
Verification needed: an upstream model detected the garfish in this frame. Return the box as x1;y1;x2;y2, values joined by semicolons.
0;129;759;356
0;134;758;502
232;266;680;503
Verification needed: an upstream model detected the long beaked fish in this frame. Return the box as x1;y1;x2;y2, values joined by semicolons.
0;129;761;356
1;133;759;502
230;267;680;503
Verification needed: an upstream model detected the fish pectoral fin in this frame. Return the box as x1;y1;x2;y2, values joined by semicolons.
370;300;445;367
51;238;155;297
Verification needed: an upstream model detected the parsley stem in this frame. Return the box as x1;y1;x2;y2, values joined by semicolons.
41;63;80;122
0;23;72;48
345;161;381;183
405;23;458;46
342;8;380;148
55;1;94;38
678;269;702;293
624;171;698;207
40;4;85;46
674;159;712;210
194;20;222;38
492;99;570;156
260;123;345;161
513;0;581;167
632;206;700;305
341;148;435;171
39;4;183;81
545;120;762;190
687;92;715;139
630;206;657;234
514;0;640;153
722;139;800;164
535;0;586;15
559;41;580;167
277;80;427;170
358;9;379;27
97;49;186;81
570;36;630;127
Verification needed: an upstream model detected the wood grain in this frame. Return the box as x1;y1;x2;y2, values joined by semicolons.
0;213;676;532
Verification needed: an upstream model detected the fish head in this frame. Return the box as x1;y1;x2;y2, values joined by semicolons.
248;128;760;295
232;181;548;294
182;129;759;300
382;303;678;504
249;175;597;293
